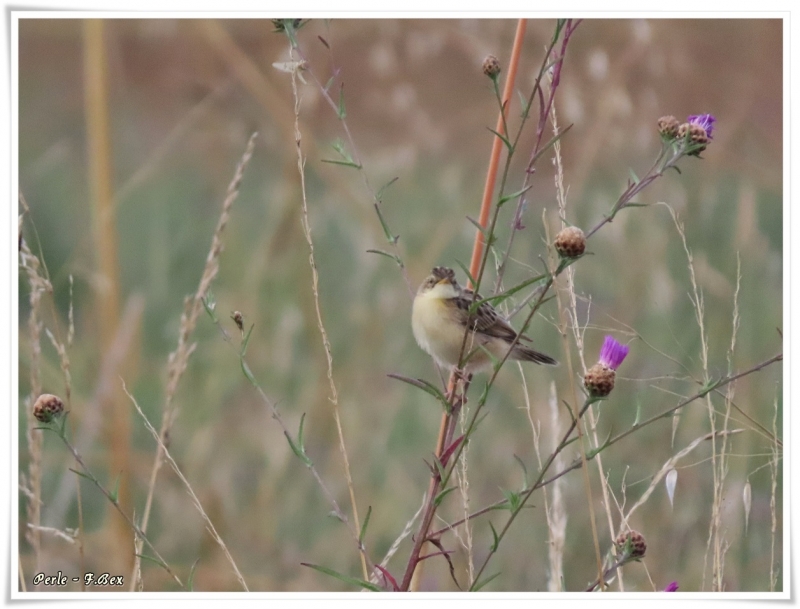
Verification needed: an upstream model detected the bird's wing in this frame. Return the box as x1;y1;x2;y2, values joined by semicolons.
449;289;519;342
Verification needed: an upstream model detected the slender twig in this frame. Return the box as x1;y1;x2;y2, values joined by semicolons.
124;383;249;591
287;44;368;582
131;132;257;588
43;421;184;589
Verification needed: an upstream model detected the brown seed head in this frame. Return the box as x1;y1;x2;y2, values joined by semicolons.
231;311;244;332
657;115;680;139
615;530;647;559
482;55;502;78
33;393;64;423
584;363;615;397
554;226;586;258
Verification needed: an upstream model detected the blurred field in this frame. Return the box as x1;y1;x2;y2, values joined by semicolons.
17;18;782;593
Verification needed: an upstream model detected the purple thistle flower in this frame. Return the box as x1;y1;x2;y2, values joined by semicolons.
598;335;629;370
687;114;716;139
664;581;679;592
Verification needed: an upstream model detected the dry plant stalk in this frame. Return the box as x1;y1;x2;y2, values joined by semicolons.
19;231;49;576
545;98;604;587
124;383;248;591
288;46;367;581
131;132;257;589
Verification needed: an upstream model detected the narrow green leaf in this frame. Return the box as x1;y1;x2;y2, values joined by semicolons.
472;273;547;310
240;359;257;386
68;468;93;483
187;559;200;591
466;215;488;237
471;571;501;592
513;454;528;486
337;84;346;119
240;324;254;357
320;158;362;169
434;486;457;508
202;294;218;322
301;562;382;592
359;506;372;545
386;374;449;412
297;413;307;453
135;553;168;570
284;430;313;467
373;203;399;244
366;249;402;265
530;123;573;165
453;259;477;289
628;167;640;185
486;127;512;151
498;184;532;206
109;473;121;503
489;521;500;551
376;176;399;201
501;489;521;512
324;75;335;93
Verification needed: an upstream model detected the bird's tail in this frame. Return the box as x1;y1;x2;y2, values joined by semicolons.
512;344;558;366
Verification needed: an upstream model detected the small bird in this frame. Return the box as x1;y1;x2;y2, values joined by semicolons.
412;266;557;374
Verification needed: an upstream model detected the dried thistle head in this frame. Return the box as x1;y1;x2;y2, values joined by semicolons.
615;530;647;559
657;115;680;139
33;393;64;423
482;55;502;79
554;226;586;258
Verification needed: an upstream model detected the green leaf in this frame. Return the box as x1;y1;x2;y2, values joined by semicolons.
466;215;488;237
320;158;362;169
471;273;547;311
373;203;399;245
68;468;93;483
284;415;313;466
240;324;254;357
109;473;121;503
471;571;501;592
386;374;450;412
628;167;640;185
500;488;521;512
323;75;335;93
530;123;573;166
453;259;477;289
366;249;402;265
359;506;372;545
135;553;168;570
513;454;528;486
434;486;457;508
337;84;347;119
489;521;500;552
187;559;200;591
376;177;399;201
297;412;307;452
240;359;257;386
487;127;512;152
301;562;382;592
202;293;218;322
498;185;532;207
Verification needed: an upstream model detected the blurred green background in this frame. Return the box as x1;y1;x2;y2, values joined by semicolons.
18;18;782;592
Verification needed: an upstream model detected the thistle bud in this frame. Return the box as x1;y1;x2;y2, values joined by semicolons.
482;55;502;79
657;115;680;139
554;226;586;258
33;393;64;423
615;530;647;559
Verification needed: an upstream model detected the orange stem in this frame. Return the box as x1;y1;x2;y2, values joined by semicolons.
467;18;527;287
